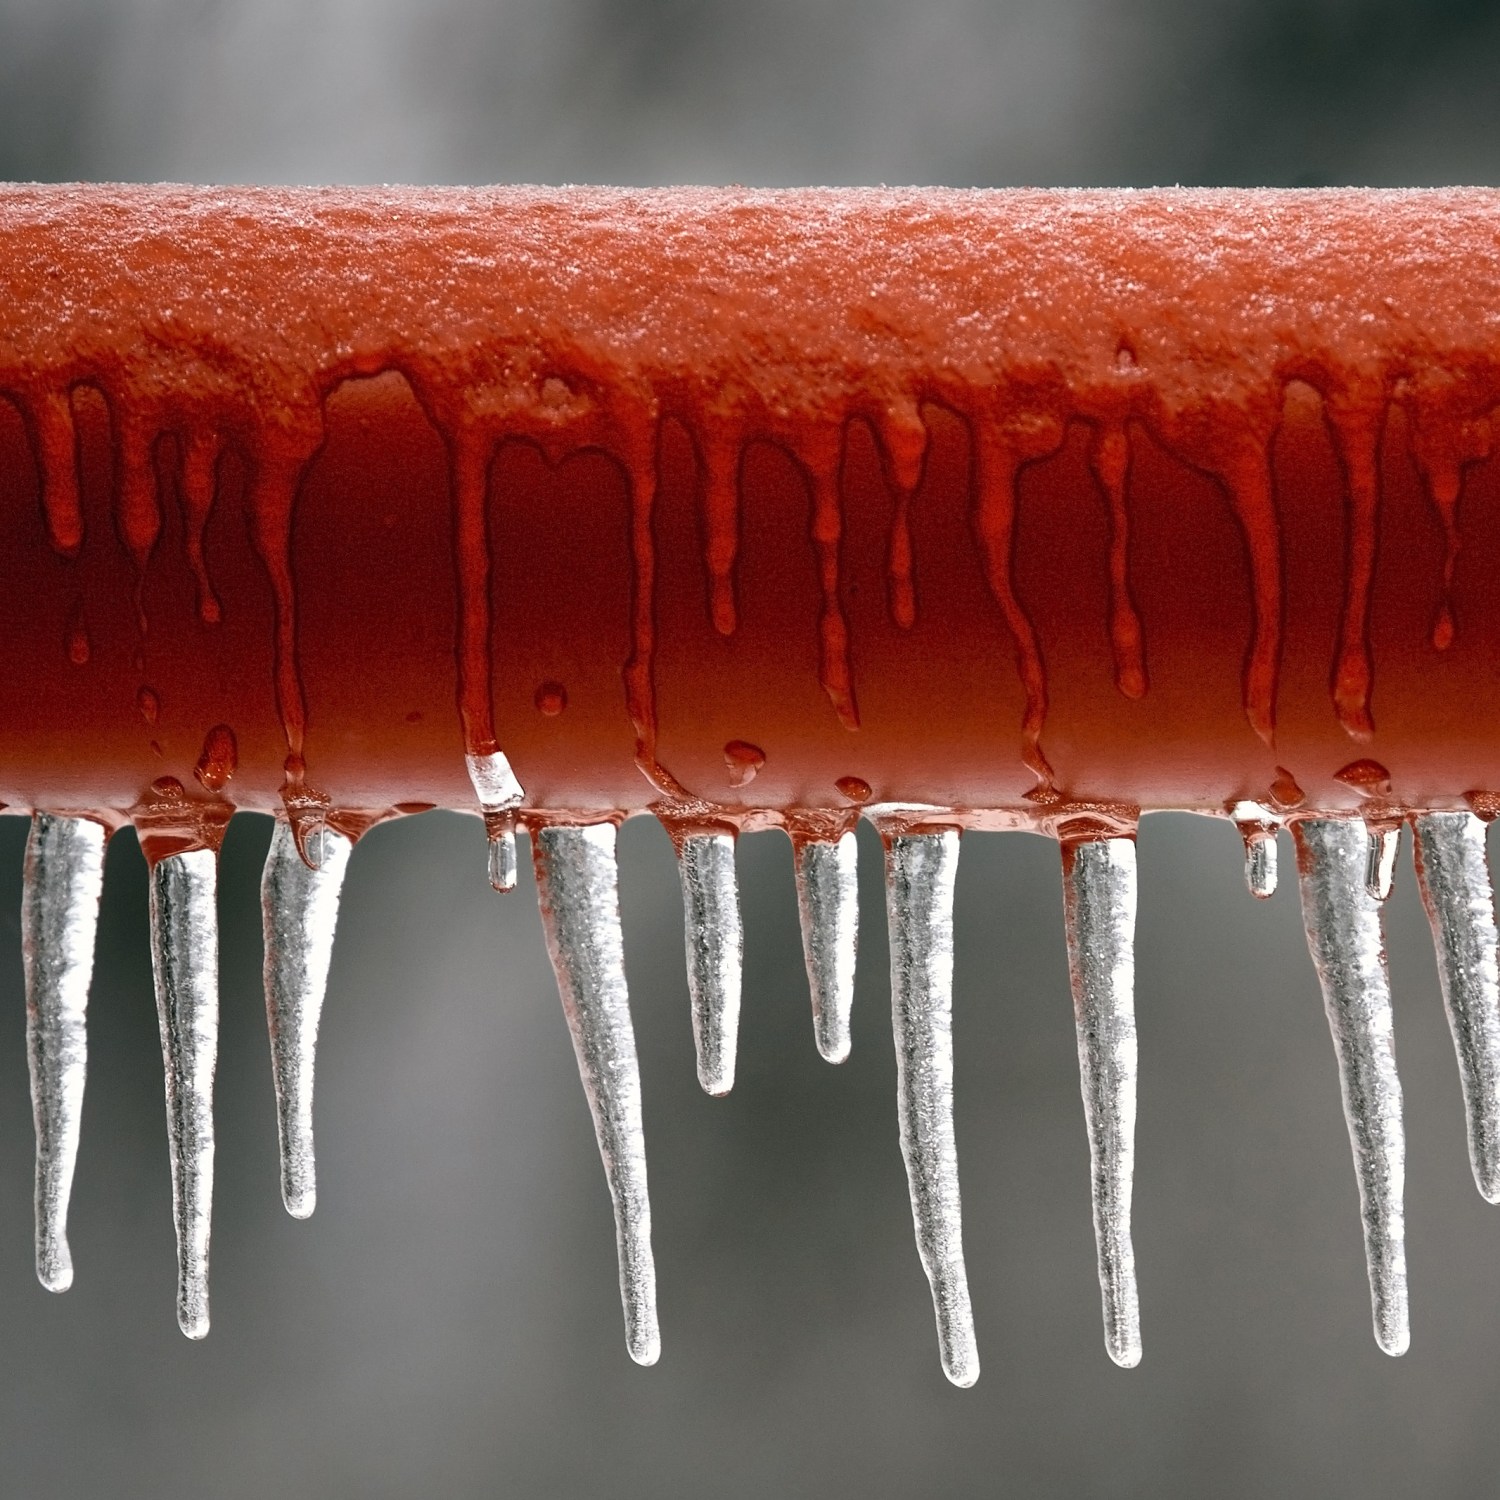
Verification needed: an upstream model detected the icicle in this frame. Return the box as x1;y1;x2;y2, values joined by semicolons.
1060;837;1142;1368
795;833;859;1063
21;813;106;1292
1246;833;1277;899
261;818;353;1219
466;749;524;893
486;819;518;892
532;824;659;1365
1232;802;1280;900
885;831;979;1387
1366;824;1400;903
1293;819;1408;1355
148;848;221;1340
1412;812;1500;1203
677;832;743;1096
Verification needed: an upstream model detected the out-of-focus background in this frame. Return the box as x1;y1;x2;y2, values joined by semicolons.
2;2;1499;1495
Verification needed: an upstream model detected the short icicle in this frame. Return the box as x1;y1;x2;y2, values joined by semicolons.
885;830;979;1387
22;813;107;1292
148;848;221;1340
1060;836;1142;1368
1293;818;1408;1355
261;818;354;1218
1232;803;1281;900
532;824;659;1365
677;832;743;1096
1366;825;1400;903
1246;833;1278;899
795;833;860;1064
1412;812;1500;1203
466;750;525;893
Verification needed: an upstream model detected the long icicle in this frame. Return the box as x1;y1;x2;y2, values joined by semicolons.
1412;811;1500;1203
532;823;660;1365
148;847;221;1340
1060;836;1142;1368
677;832;743;1096
885;830;979;1387
1293;818;1409;1355
795;832;860;1064
261;818;353;1219
21;813;106;1293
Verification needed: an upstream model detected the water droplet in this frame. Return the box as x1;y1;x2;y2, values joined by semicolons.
535;681;568;716
836;776;872;805
137;687;161;725
723;740;765;788
193;724;238;794
404;710;423;724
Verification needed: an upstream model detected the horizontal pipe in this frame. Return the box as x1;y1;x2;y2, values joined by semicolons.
1;187;1499;842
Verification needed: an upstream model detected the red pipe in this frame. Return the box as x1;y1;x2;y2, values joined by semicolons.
2;186;1499;853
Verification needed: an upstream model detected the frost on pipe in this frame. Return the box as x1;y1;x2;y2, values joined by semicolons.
4;185;1500;1376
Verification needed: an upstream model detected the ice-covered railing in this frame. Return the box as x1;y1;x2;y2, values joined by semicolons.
7;186;1500;1382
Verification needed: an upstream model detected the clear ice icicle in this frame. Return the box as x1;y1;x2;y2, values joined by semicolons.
1245;832;1278;899
885;831;979;1388
1232;803;1279;900
149;848;221;1340
261;818;353;1218
21;813;106;1293
487;821;518;892
795;833;859;1063
677;832;743;1095
1294;819;1409;1355
1366;825;1401;903
466;749;524;893
532;823;659;1365
1061;837;1142;1369
1412;811;1500;1203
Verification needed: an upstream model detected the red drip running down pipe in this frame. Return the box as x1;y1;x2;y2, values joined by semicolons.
4;184;1500;1380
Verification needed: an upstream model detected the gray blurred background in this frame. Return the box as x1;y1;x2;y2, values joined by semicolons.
3;1;1500;1495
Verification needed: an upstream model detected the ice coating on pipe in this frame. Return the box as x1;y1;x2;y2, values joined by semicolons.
5;188;1500;820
